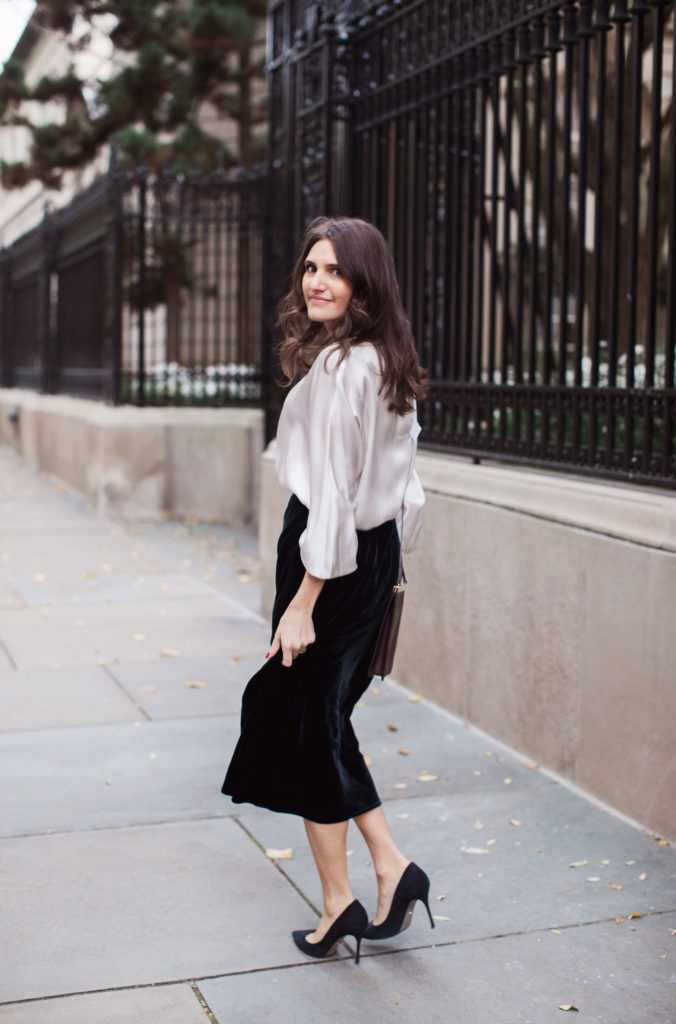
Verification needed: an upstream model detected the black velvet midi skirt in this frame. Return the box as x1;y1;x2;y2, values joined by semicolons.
222;494;399;824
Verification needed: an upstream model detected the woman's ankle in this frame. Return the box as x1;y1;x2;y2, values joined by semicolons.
323;892;355;918
374;855;410;884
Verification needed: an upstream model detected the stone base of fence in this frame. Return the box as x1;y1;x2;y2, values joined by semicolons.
0;390;263;526
259;444;676;840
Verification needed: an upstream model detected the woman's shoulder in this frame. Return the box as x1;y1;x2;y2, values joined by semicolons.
314;340;380;377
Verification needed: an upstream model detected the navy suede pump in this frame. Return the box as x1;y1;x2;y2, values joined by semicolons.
292;899;368;964
364;862;435;940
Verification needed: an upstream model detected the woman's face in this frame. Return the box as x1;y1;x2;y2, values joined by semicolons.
302;238;354;326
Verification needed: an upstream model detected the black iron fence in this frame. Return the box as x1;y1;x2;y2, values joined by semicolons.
1;1;674;488
267;0;676;488
0;156;267;407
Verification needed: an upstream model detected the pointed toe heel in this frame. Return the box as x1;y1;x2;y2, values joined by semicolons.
292;899;368;964
364;862;435;941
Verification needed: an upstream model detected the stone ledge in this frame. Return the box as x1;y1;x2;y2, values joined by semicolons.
417;452;676;552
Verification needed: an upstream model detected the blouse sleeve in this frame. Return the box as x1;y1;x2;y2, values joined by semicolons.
298;349;364;578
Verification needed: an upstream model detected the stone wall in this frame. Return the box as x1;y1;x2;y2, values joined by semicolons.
0;390;263;526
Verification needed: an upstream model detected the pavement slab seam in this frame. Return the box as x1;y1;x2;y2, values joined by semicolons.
0;636;17;669
189;982;221;1024
232;814;322;916
101;663;152;721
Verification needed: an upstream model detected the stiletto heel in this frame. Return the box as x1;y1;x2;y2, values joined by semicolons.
364;862;435;940
292;899;368;964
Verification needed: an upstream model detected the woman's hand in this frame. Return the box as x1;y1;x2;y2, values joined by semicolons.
266;570;325;667
267;606;316;667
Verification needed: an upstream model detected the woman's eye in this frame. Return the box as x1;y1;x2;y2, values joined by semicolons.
331;267;343;276
304;263;315;274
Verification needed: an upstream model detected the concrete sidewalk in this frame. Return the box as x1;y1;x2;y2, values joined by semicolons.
0;446;674;1024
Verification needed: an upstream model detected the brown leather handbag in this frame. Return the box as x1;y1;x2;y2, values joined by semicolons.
368;562;406;679
368;431;417;679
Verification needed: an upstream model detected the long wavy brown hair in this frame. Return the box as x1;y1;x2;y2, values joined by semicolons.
277;217;427;415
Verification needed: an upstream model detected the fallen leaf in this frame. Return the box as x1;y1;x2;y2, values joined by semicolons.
550;929;561;935
670;929;676;937
394;783;407;789
387;724;399;732
484;751;493;758
462;846;490;855
418;772;439;782
395;813;409;819
371;686;380;694
408;694;422;703
265;848;293;860
525;761;539;770
486;839;497;846
615;916;625;924
606;883;623;891
149;752;157;759
473;769;485;776
587;877;601;883
658;839;670;847
558;1006;579;1013
601;859;611;866
356;701;365;708
437;894;446;901
141;685;157;693
160;648;180;657
33;573;47;582
509;819;522;827
569;860;588;868
364;755;373;766
185;681;207;689
659;954;668;959
475;821;485;830
639;873;647;881
133;633;146;642
504;778;513;785
432;914;450;921
626;860;636;866
398;749;411;756
628;911;643;919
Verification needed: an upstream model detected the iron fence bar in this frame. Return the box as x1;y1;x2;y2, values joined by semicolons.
666;3;676;399
625;1;649;470
573;0;592;465
645;0;665;393
136;165;147;406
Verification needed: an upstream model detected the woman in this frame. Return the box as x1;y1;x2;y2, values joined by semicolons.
222;216;433;964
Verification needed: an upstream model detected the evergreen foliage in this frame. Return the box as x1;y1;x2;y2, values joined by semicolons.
0;0;267;188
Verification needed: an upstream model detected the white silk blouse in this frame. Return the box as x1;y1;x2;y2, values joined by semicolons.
275;342;425;579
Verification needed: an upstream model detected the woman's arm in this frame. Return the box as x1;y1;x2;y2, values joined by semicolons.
266;571;325;667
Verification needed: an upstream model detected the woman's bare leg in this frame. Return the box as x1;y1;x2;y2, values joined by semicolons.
354;805;410;924
303;818;355;942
